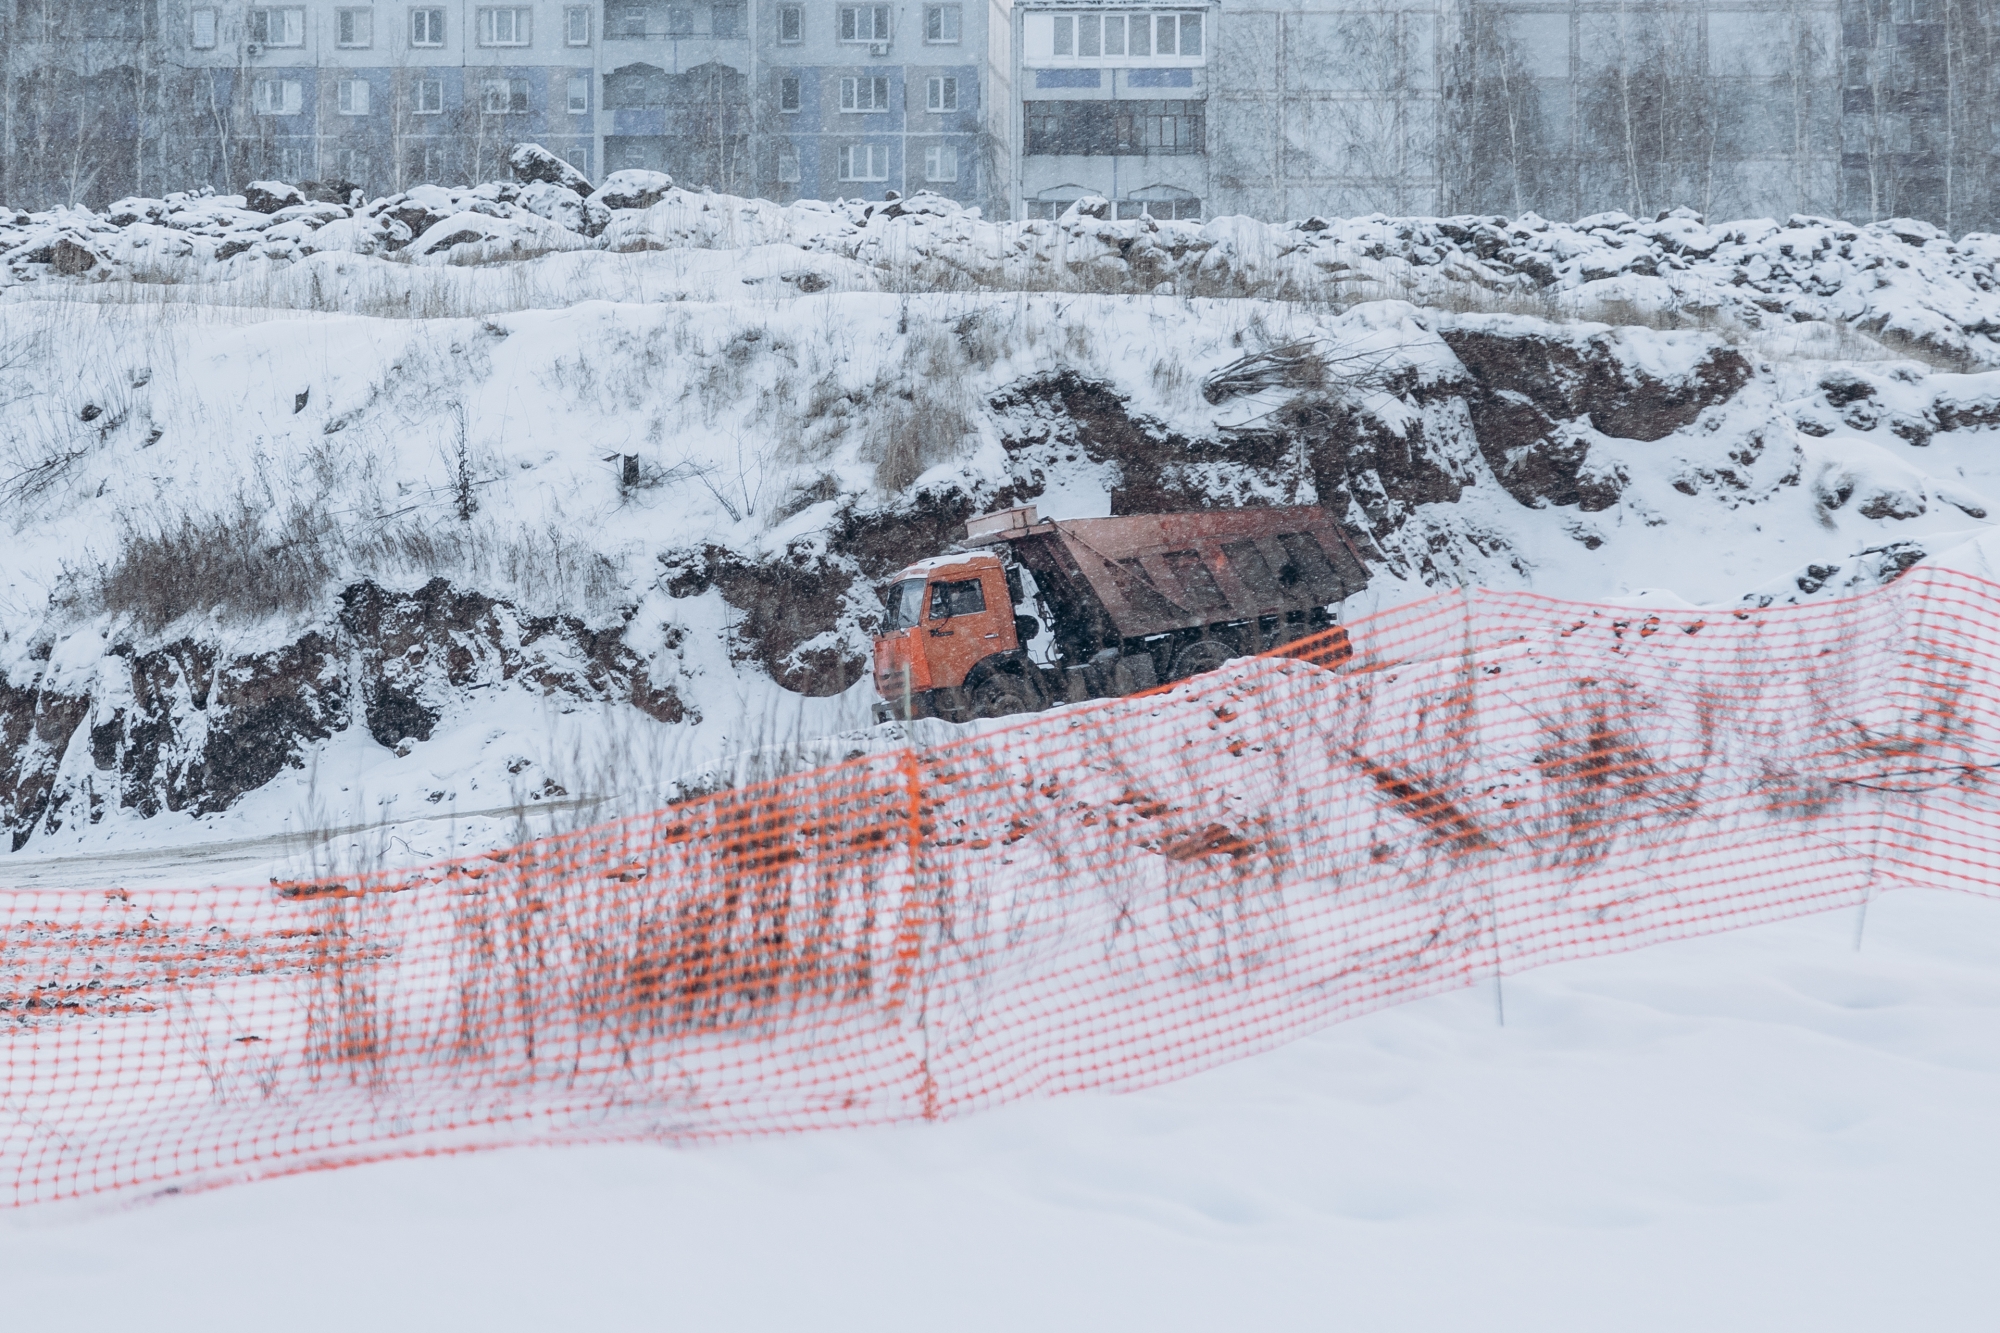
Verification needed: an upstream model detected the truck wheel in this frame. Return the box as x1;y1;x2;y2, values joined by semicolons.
971;675;1036;720
1170;639;1237;681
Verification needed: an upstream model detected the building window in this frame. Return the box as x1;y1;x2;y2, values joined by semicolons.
411;7;445;45
839;75;890;111
606;68;662;105
482;77;530;112
1025;99;1205;155
609;138;659;168
838;143;888;180
712;4;742;36
778;4;802;41
190;7;217;48
247;7;305;45
1117;196;1202;221
252;79;304;114
925;75;957;111
924;144;957;182
413;78;444;113
923;4;958;42
338;78;371;114
777;143;800;182
478;7;531;45
666;6;693;34
779;74;801;111
405;142;452;181
1036;11;1202;63
615;5;646;36
838;4;889;41
1025;103;1054;151
1124;99;1203;153
567;75;589;111
336;149;370;183
336;8;373;46
565;6;590;43
1178;13;1201;55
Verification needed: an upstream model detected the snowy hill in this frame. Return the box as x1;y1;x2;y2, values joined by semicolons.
4;165;2000;1330
8;159;2000;866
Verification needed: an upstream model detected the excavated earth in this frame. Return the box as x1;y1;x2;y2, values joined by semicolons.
1;580;685;850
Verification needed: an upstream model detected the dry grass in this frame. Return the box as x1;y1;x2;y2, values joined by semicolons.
862;315;977;492
75;490;624;635
94;498;341;633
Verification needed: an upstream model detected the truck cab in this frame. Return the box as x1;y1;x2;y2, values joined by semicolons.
871;552;1044;723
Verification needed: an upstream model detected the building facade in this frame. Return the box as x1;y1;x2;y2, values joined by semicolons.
753;0;1005;204
0;0;1012;210
1008;0;1999;236
1011;2;1214;219
4;0;1999;234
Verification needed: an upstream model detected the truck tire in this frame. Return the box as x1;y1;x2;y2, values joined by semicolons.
1170;639;1237;681
972;675;1037;720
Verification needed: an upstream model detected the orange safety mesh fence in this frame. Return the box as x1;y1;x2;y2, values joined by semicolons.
6;566;2000;1205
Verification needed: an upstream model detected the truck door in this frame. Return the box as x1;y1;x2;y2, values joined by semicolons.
873;576;930;703
922;570;1014;691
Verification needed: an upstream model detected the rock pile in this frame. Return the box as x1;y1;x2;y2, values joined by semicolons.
8;150;2000;369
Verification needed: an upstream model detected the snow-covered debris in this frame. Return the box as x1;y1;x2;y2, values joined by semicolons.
242;180;307;215
589;169;674;212
507;142;594;196
12;168;2000;368
517;181;609;238
406;207;596;260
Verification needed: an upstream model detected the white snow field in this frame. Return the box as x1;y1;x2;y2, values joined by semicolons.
0;888;1994;1333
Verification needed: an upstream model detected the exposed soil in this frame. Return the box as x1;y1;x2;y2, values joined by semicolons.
1443;328;1753;510
1;579;689;847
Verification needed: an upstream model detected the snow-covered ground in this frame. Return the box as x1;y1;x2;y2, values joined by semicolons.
11;154;2000;372
3;887;1993;1332
10;278;2000;864
7;176;2000;1322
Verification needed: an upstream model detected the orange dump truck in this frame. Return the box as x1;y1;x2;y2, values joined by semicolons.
871;504;1369;723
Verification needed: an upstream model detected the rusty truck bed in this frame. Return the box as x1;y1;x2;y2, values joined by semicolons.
969;506;1369;642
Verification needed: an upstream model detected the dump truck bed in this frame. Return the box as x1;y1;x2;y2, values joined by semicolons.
991;507;1369;641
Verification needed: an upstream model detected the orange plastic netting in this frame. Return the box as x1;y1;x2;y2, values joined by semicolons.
5;567;1999;1206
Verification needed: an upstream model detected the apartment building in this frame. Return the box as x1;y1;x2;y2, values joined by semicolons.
755;0;1004;206
3;0;1994;233
0;0;1011;208
1006;0;1850;228
596;0;753;189
171;1;600;189
1011;2;1214;220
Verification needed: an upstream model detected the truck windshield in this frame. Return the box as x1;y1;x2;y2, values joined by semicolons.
882;579;926;631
